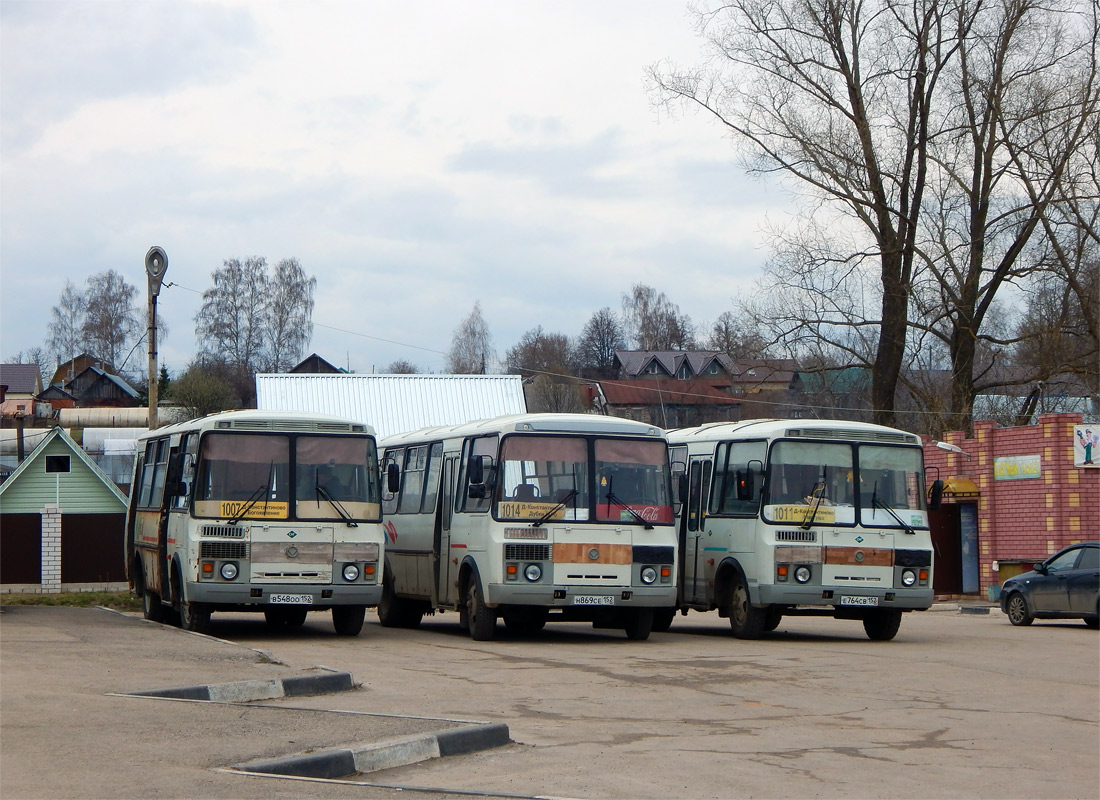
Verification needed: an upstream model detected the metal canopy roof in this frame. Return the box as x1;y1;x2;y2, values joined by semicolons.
255;374;527;439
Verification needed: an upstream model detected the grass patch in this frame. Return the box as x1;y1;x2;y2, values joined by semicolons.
0;590;142;612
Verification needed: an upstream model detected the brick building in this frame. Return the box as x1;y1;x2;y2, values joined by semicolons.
923;413;1099;597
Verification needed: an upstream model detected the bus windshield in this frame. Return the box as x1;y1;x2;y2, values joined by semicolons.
193;433;381;522
857;445;926;527
495;436;673;525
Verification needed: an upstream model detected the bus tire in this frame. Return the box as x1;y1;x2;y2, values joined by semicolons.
502;606;548;636
863;609;903;641
332;605;366;636
179;601;211;634
264;607;308;628
728;575;766;639
763;607;783;632
624;608;654;641
142;588;166;623
378;569;423;629
465;571;497;641
652;607;676;633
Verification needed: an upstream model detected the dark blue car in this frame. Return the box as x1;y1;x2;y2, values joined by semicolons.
1001;542;1099;628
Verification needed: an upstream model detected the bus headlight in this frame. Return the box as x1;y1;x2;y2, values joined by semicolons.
524;564;542;582
220;561;239;581
901;569;917;587
794;565;812;584
641;566;658;584
342;563;360;582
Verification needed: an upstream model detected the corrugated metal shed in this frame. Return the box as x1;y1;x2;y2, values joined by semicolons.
255;374;527;439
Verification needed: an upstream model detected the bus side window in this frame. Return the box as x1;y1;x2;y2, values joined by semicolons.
382;448;403;515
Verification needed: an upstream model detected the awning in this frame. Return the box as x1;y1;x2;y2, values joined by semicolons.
941;477;980;497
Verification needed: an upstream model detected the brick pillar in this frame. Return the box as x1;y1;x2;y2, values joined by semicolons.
40;504;62;594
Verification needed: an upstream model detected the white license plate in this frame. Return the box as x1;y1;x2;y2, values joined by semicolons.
573;595;615;606
270;594;313;605
840;595;879;606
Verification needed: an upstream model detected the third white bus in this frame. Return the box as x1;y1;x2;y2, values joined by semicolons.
666;419;941;640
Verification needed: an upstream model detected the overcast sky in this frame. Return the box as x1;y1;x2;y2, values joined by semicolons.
1;0;789;377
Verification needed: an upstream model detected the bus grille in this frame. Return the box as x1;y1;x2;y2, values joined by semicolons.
505;543;552;561
201;525;246;539
201;541;249;560
776;530;817;543
632;545;674;563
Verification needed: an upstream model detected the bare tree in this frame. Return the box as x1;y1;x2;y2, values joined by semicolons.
526;374;585;413
446;300;494;373
385;359;421;374
503;326;575;378
168;361;240;418
195;257;270;378
651;0;1098;429
707;310;769;361
46;280;87;367
83;269;141;370
265;258;316;373
621;284;695;351
4;347;52;383
575;307;625;378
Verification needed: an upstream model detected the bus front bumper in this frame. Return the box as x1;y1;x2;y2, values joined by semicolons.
487;583;677;608
755;584;933;611
185;583;382;607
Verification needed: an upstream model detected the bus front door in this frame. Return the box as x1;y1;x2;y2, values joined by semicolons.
434;455;459;608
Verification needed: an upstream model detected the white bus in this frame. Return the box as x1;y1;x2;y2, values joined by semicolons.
125;410;392;636
378;413;677;641
665;419;942;640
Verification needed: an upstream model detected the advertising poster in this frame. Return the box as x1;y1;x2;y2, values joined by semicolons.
1073;425;1100;468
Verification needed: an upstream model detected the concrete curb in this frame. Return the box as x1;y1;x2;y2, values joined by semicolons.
232;722;512;778
126;670;355;702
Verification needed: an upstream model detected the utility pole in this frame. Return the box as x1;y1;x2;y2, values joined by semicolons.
145;247;168;429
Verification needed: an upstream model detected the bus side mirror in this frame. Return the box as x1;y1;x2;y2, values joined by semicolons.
467;455;484;485
386;462;400;493
736;469;754;502
928;479;943;511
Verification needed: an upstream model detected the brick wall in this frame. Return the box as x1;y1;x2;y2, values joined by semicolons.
923;413;1100;593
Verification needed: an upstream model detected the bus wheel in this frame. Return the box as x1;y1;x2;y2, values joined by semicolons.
652;608;676;633
502;606;548;636
264;607;308;628
728;577;765;639
465;572;497;641
332;605;366;636
378;570;423;629
863;609;903;641
763;607;783;632
624;608;654;641
142;589;166;623
179;602;211;634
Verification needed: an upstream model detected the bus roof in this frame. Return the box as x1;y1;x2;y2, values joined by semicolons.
666;418;922;446
380;413;663;447
138;409;377;441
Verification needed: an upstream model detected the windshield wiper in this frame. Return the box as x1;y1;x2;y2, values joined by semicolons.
800;480;826;530
316;483;358;527
228;484;269;525
871;481;914;535
532;488;577;528
603;476;653;530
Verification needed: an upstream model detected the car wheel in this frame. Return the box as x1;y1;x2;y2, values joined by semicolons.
465;571;497;641
332;605;366;636
763;607;783;632
624;608;654;641
863;609;903;641
502;606;548;636
142;588;166;623
378;569;423;629
1005;592;1034;626
728;575;766;639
